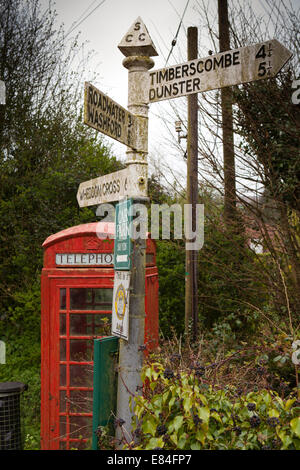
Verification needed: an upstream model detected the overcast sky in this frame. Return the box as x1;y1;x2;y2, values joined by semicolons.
46;0;198;102
39;0;209;179
39;0;298;189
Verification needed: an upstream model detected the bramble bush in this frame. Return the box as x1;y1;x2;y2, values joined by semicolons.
128;362;300;450
95;330;299;451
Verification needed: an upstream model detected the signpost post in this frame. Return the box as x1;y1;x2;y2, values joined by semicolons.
78;17;158;444
115;17;157;445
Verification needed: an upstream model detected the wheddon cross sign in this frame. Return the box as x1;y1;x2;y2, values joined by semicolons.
148;39;292;102
76;165;147;207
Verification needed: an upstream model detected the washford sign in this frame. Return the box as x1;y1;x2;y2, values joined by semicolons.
84;82;138;150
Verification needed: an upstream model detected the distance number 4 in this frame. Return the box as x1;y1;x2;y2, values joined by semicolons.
255;44;272;77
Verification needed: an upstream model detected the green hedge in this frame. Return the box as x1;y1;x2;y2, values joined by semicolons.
129;362;300;450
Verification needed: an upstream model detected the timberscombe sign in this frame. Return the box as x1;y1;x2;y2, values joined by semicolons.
84;81;137;150
148;39;292;102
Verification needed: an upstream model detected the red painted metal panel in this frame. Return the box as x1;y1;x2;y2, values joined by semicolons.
40;222;159;450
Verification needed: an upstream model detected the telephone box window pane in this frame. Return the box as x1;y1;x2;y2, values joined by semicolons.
94;288;113;308
60;365;66;386
70;314;111;336
70;339;93;362
69;390;93;414
59;419;67;439
70;364;93;388
60;314;66;335
69;314;88;336
60;339;66;361
146;253;154;265
60;288;66;309
60;391;67;412
69;416;92;439
70;288;113;311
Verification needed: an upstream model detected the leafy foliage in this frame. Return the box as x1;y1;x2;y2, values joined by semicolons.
155;240;186;337
130;362;300;450
155;199;269;337
95;328;299;451
0;281;41;449
0;0;123;310
234;73;300;212
0;0;122;450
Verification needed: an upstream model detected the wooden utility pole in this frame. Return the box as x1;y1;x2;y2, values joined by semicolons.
0;80;5;105
0;80;5;137
218;0;237;226
185;26;198;340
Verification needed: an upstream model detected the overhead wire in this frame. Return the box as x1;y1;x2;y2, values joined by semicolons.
65;0;107;39
150;20;169;62
165;0;191;66
65;0;99;36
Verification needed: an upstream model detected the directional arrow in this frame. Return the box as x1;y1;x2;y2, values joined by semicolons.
149;39;292;103
84;82;142;151
77;165;147;207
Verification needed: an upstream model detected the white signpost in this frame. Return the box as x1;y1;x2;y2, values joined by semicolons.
76;164;147;207
149;39;292;102
84;82;140;150
77;16;292;444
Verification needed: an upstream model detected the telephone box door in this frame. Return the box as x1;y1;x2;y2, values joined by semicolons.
42;275;113;450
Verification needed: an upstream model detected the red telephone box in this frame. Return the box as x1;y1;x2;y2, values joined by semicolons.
40;222;158;450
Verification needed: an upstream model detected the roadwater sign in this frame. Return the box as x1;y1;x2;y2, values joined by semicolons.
148;39;292;103
77;164;147;207
114;198;133;271
84;82;138;150
112;271;131;341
